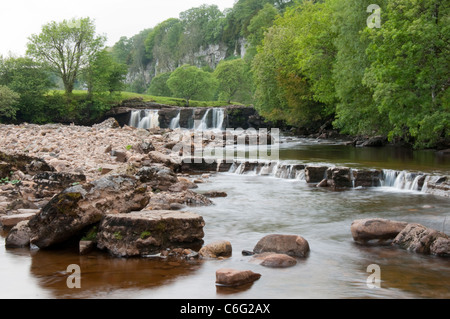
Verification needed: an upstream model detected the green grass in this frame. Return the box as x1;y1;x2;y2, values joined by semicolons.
49;90;245;108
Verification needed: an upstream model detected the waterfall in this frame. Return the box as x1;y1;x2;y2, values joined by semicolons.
194;108;225;131
129;110;160;129
169;111;181;129
228;161;306;181
196;109;211;131
381;169;428;192
212;108;225;131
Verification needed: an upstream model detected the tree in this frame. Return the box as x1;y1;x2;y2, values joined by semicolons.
0;56;53;123
82;49;128;98
332;0;389;136
0;85;20;121
166;65;217;106
148;72;172;97
252;1;335;128
214;58;249;103
363;0;449;147
27;17;105;95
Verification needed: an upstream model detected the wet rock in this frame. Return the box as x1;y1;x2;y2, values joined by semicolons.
259;253;297;268
430;237;450;257
253;234;310;258
96;210;205;257
392;223;450;256
199;240;232;258
215;268;261;287
353;169;382;187
423;177;450;198
5;220;31;248
351;218;408;244
79;240;96;255
27;174;150;249
203;191;228;198
305;166;328;183
326;167;353;189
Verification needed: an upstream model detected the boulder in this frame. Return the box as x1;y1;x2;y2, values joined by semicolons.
305;166;328;183
392;223;450;256
351;218;408;243
96;210;205;257
136;165;178;191
253;234;310;258
259;253;297;268
215;268;261;287
27;174;150;249
199;240;232;258
92;117;120;129
5;220;31;248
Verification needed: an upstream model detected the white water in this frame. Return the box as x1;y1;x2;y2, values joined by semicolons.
169;111;181;130
129;110;160;129
195;108;225;131
225;161;445;194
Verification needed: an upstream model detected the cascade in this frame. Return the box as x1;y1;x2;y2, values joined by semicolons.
129;110;160;129
169;111;181;129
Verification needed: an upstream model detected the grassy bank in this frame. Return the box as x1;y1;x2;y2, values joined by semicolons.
51;90;244;108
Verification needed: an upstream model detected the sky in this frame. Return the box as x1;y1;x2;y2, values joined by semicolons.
0;0;237;57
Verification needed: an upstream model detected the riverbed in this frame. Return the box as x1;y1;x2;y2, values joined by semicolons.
1;137;449;299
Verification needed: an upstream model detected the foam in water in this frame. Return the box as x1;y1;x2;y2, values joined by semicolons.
129;110;160;129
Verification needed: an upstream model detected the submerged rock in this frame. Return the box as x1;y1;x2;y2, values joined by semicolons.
351;218;408;244
96;210;205;257
215;268;261;287
258;253;297;268
253;234;310;258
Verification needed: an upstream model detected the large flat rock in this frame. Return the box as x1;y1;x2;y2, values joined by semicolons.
96;210;205;257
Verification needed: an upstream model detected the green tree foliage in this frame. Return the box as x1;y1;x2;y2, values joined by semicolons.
363;0;449;147
27;17;106;95
0;85;20;121
166;65;217;106
82;49;128;98
252;0;336;128
214;58;250;103
0;56;53;123
332;0;389;136
148;72;172;97
179;4;225;51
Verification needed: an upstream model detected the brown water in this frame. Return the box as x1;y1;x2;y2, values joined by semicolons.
1;139;449;299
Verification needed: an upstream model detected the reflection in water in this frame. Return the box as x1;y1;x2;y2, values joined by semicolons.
26;246;203;298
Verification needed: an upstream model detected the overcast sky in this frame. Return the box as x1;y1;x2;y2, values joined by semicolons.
0;0;236;57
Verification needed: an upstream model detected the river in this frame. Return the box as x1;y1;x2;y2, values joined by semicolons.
1;137;449;299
